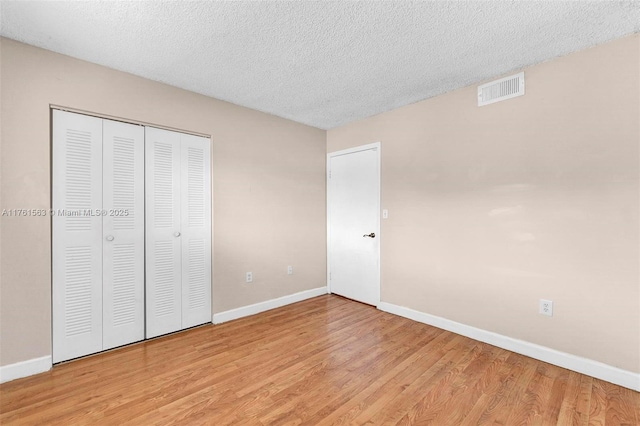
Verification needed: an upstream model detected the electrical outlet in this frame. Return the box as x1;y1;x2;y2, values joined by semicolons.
539;299;553;317
287;266;293;275
246;272;253;283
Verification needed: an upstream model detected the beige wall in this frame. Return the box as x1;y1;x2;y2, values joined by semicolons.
328;35;640;373
0;38;326;367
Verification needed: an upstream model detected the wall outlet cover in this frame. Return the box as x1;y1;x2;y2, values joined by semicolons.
539;299;553;317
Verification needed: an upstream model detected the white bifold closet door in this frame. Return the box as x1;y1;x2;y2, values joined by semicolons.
102;119;145;350
53;111;103;363
53;110;144;363
145;127;211;338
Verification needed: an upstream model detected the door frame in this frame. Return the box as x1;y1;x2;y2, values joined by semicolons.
50;106;215;363
326;142;381;306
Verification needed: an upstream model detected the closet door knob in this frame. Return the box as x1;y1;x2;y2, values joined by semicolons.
106;235;114;241
174;231;181;237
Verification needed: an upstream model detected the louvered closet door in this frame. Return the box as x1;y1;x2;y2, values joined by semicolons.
180;133;211;328
52;110;103;363
102;120;145;350
145;127;182;338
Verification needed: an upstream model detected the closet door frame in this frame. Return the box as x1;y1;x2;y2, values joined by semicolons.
52;107;213;362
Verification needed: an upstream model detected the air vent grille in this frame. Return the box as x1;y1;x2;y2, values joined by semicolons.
478;72;525;106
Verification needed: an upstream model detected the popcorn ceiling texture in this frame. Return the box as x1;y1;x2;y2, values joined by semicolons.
1;1;638;129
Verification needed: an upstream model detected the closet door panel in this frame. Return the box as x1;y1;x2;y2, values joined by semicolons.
180;134;212;328
102;120;145;350
52;110;103;363
145;127;182;338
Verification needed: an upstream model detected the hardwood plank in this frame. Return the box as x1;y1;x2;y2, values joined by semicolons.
396;343;498;425
358;335;480;424
302;321;443;424
556;370;595;426
603;379;638;425
343;330;462;425
1;294;638;425
575;374;594;425
313;324;452;425
539;366;570;424
460;351;525;425
589;378;608;426
430;344;511;425
283;321;429;423
526;363;562;426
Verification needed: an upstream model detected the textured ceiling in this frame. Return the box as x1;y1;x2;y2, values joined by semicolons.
1;1;638;129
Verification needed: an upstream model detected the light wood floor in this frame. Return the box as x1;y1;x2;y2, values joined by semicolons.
1;295;638;425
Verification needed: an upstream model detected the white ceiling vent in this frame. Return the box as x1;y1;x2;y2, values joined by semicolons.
478;72;525;106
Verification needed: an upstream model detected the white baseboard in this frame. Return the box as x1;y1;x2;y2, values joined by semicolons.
0;355;52;384
378;302;640;391
213;286;328;324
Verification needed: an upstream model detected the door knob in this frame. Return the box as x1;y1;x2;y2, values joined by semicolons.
105;235;114;241
174;231;181;237
363;233;375;238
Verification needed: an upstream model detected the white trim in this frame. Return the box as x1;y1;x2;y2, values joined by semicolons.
326;150;331;294
0;356;52;384
327;142;381;159
212;287;328;324
50;105;211;138
326;142;381;304
378;302;640;391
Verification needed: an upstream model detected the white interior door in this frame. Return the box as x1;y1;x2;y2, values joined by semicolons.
52;110;103;363
102;119;145;350
145;127;182;338
327;143;380;306
180;133;212;328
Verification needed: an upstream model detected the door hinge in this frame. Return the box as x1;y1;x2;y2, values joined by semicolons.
329;170;331;179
